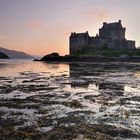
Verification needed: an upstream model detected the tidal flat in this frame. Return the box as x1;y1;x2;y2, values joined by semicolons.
0;60;140;140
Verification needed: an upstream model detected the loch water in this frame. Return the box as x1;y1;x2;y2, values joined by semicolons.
0;59;140;139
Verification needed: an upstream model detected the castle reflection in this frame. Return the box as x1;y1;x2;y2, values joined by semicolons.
69;63;124;96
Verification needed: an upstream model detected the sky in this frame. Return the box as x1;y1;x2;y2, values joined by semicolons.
0;0;140;56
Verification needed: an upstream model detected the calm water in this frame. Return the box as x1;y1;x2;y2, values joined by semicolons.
0;59;140;139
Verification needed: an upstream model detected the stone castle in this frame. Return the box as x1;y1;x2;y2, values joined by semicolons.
70;20;136;55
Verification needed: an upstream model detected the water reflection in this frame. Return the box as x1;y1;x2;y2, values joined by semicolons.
45;63;59;70
0;60;139;97
0;60;69;77
99;82;124;96
69;63;125;96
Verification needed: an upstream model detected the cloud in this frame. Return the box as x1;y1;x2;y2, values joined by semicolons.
27;20;41;29
86;9;109;20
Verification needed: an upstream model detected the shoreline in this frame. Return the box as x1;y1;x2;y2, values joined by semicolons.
35;56;140;63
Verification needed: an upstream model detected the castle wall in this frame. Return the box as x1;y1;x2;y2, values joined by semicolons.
114;40;136;49
99;28;125;40
89;37;108;48
125;40;135;49
70;32;89;54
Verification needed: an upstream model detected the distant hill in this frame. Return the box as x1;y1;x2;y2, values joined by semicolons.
0;47;34;59
0;52;9;59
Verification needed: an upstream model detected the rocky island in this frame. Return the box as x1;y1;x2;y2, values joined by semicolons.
40;20;140;62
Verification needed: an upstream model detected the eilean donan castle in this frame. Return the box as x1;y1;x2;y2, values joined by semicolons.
70;20;136;55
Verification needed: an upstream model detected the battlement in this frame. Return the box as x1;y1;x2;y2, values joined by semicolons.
70;31;89;37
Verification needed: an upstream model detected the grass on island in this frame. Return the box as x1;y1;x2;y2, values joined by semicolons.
74;46;140;57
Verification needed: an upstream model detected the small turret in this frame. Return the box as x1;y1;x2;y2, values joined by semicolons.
71;32;76;36
103;22;107;26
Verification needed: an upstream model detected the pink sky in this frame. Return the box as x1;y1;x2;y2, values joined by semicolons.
0;0;140;56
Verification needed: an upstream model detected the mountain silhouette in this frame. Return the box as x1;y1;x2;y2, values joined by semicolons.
0;47;33;59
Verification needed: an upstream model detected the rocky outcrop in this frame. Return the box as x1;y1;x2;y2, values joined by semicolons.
40;54;140;62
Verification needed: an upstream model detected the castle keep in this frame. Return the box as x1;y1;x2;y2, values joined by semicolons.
70;20;136;55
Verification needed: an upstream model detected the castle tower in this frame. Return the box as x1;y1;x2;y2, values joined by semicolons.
70;31;89;55
99;20;126;41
